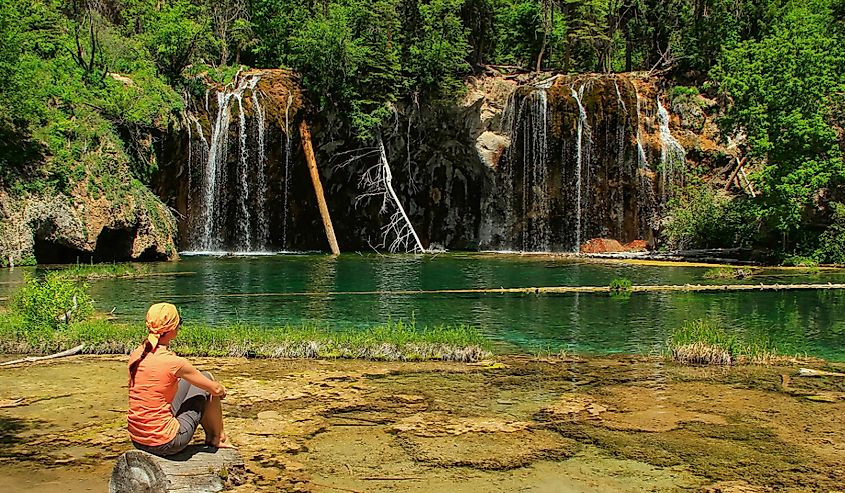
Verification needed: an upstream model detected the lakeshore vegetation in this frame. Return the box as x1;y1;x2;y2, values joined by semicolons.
0;271;790;365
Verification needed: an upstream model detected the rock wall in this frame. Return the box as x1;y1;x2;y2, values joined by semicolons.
0;185;177;266
156;70;727;254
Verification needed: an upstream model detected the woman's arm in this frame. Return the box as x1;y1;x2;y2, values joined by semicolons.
176;362;226;398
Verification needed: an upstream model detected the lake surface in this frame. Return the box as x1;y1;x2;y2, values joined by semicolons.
3;253;845;360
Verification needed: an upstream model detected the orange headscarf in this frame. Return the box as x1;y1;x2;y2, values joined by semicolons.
144;302;181;348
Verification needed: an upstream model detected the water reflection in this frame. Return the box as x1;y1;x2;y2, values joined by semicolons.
2;254;845;360
304;255;337;322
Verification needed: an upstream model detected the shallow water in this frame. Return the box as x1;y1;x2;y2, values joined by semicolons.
3;253;845;360
0;355;843;492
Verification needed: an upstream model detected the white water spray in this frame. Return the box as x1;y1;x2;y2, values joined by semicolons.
656;96;686;204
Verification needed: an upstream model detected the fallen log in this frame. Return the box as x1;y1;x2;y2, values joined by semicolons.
0;344;85;366
798;368;845;377
109;446;245;493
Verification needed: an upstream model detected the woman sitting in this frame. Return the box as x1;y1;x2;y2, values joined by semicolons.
127;302;231;455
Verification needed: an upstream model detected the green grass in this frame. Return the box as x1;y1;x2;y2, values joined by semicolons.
0;314;491;362
667;319;779;365
702;267;753;280
45;262;152;280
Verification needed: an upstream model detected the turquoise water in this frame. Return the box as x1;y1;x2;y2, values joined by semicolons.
3;253;845;360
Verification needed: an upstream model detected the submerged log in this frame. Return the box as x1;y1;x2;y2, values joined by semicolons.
109;446;245;493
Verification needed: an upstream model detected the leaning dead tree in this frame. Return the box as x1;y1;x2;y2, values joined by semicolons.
350;133;426;253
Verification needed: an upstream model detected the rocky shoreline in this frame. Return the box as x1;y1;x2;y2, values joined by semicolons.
1;354;843;492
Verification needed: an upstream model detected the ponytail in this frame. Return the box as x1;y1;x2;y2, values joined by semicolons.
128;341;153;387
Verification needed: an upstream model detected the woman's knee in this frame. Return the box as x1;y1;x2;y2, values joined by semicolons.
201;371;214;381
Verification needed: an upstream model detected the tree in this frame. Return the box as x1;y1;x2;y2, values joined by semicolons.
714;0;845;239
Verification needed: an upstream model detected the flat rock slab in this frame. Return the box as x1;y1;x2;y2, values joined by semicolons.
109;445;244;493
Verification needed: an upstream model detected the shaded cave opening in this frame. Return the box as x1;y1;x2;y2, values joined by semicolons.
33;238;92;264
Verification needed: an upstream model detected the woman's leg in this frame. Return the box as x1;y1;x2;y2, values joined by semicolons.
198;372;232;448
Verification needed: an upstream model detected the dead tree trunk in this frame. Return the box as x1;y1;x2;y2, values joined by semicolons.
299;120;341;255
109;446;245;493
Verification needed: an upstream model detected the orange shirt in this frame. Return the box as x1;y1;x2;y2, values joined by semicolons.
127;345;188;446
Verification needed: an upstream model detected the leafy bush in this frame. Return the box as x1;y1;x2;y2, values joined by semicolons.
12;274;93;329
703;267;752;279
781;255;819;268
663;187;757;250
814;201;845;264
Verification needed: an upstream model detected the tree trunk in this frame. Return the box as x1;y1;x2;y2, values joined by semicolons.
109;446;244;493
299;120;341;255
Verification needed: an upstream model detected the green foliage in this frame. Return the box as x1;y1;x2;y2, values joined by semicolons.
713;0;845;235
815;202;845;264
11;273;93;329
609;277;632;292
703;267;752;280
664;187;757;250
781;255;820;268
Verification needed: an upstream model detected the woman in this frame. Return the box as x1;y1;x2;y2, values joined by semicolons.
127;302;231;455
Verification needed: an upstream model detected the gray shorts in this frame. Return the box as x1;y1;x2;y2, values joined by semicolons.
133;372;211;456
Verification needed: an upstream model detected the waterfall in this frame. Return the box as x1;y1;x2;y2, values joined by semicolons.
570;85;590;252
635;90;649;170
656;96;686;204
189;73;270;252
282;93;293;250
502;86;552;252
251;83;268;249
235;93;251;250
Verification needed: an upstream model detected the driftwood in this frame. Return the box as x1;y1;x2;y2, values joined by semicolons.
798;368;845;377
109;446;244;493
0;344;85;367
725;156;747;191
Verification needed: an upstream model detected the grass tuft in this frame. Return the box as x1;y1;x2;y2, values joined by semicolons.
667;319;779;365
702;267;753;280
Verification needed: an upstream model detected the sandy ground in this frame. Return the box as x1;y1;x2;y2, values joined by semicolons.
0;354;844;492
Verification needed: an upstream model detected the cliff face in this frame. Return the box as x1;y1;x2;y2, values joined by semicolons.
156;70;728;254
154;70;728;254
0;184;177;266
0;69;728;265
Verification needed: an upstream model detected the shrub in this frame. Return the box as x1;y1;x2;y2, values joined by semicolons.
663;187;757;250
815;201;845;264
12;273;93;329
702;267;752;279
781;255;819;268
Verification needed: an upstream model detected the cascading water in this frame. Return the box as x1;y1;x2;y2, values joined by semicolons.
635;90;649;169
281;93;293;250
485;74;681;253
657;96;686;204
251;84;268;248
502;83;552;252
186;73;271;252
570;85;590;252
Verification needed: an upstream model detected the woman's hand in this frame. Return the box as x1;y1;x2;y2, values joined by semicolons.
212;383;226;399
